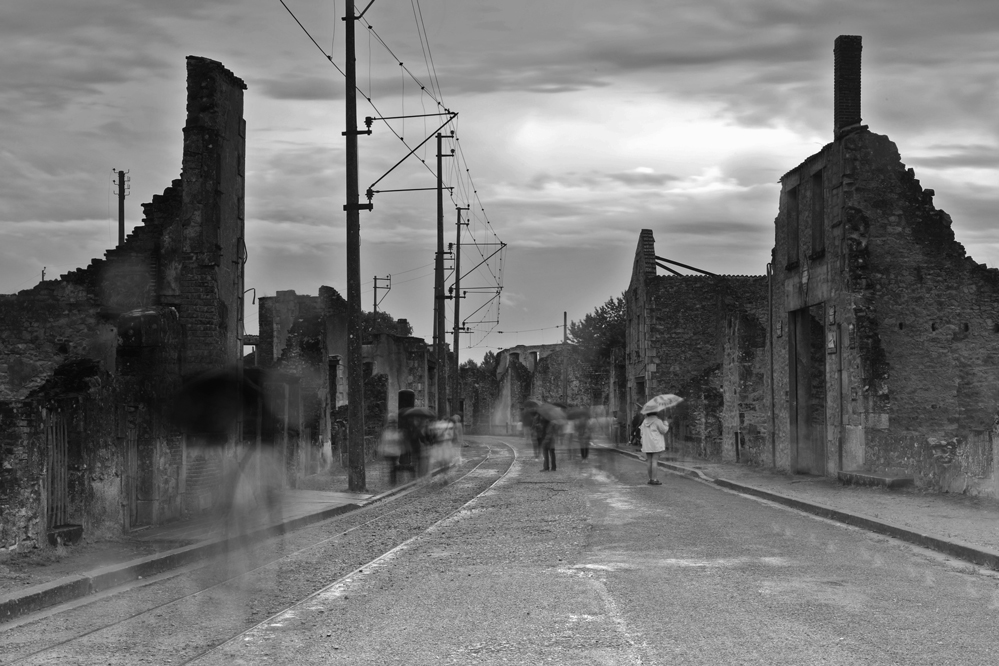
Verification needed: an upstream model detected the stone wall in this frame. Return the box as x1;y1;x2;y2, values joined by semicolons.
0;56;247;552
625;229;768;463
772;126;999;495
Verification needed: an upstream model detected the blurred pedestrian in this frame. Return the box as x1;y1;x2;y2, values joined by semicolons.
640;408;669;485
536;413;563;472
451;414;466;447
376;415;406;486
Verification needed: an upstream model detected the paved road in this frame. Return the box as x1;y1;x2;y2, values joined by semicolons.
4;437;999;664
204;439;999;665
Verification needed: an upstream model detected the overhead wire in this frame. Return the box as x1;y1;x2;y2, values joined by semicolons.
276;0;503;342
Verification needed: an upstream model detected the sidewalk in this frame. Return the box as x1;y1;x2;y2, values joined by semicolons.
0;469;434;623
599;442;999;571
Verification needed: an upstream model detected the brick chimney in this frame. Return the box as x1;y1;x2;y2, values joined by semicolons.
833;35;863;139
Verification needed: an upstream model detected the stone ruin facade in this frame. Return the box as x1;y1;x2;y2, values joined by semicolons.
770;36;999;495
625;230;769;462
0;57;247;553
249;288;438;472
630;36;999;497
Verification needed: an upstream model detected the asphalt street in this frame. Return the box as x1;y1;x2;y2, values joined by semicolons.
203;437;999;665
4;436;999;665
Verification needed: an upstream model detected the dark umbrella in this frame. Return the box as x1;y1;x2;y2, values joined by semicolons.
401;406;436;419
535;403;567;423
566;406;590;421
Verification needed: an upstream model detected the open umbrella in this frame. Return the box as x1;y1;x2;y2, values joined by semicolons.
641;394;684;414
535;403;567;423
401;406;436;419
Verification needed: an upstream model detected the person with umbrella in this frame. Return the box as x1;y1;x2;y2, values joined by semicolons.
534;403;566;472
639;394;682;485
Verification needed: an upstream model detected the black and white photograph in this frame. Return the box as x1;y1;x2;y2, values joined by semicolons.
2;1;999;663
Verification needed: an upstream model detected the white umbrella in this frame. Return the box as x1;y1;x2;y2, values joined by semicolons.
641;394;684;414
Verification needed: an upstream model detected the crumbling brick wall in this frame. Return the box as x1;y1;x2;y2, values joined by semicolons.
0;56;247;551
773;127;999;494
625;230;768;463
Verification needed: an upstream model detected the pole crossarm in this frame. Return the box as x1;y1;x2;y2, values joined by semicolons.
460;243;505;281
357;0;377;19
461;290;501;323
369;186;452;195
366;113;456;195
655;255;716;276
367;112;454;122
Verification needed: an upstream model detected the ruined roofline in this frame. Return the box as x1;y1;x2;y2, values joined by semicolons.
186;55;246;90
653;272;765;280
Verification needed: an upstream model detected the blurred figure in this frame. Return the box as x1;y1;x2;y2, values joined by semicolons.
567;406;591;460
377;414;406;486
522;400;540;459
399;407;435;478
630;409;644;449
429;416;461;470
452;414;466;448
534;403;566;472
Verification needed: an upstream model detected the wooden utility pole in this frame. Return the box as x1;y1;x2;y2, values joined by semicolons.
344;1;367;491
117;170;126;246
451;207;469;418
562;311;568;404
373;275;390;314
434;132;452;418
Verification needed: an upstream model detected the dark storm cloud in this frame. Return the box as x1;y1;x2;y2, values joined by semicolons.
607;171;681;187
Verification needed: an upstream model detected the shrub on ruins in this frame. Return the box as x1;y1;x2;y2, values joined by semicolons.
568;294;626;367
360;310;412;343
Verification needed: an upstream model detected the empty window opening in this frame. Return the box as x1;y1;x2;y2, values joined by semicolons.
786;186;800;267
811;171;825;256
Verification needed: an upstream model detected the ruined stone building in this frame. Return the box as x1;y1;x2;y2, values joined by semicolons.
484;344;597;434
769;36;999;495
626;36;999;498
0;57;247;552
249;288;439;468
625;230;769;462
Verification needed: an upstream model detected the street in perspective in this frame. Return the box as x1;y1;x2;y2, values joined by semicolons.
2;435;998;664
3;1;999;664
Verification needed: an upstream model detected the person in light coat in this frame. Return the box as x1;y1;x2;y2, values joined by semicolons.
640;408;669;485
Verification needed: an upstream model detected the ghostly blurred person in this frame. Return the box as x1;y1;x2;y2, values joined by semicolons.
377;415;406;486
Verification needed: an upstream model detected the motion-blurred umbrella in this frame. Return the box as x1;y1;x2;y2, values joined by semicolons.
535;403;567;423
566;406;590;420
641;394;684;414
401;406;436;419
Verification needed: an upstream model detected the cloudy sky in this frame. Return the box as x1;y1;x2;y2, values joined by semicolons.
2;1;998;362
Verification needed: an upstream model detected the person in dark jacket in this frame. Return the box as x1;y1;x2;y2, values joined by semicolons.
535;413;561;472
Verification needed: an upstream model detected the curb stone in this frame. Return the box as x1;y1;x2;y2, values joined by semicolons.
597;444;999;572
0;465;451;624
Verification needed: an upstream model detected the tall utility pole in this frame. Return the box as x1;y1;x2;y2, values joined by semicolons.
562;311;568;404
433;132;453;418
451;207;469;418
373;274;391;313
115;169;129;247
343;1;370;492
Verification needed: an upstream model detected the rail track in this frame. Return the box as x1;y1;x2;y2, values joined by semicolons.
1;438;518;665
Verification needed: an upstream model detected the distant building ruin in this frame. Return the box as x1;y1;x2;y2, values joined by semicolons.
625;230;768;461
